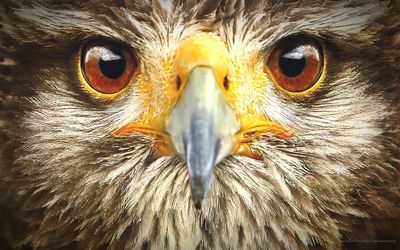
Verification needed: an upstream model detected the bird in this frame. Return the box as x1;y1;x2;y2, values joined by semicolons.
0;0;399;249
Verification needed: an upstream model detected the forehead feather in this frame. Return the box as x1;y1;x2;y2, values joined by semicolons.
1;0;389;48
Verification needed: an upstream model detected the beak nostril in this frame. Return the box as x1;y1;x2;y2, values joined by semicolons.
223;76;229;90
176;76;182;90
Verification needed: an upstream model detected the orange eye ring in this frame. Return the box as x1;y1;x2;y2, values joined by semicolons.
266;37;324;95
80;41;137;98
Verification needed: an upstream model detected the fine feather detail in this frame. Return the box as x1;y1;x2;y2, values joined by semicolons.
0;0;399;249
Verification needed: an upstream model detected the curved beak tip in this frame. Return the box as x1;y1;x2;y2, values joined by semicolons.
191;188;205;209
190;174;212;209
193;198;203;209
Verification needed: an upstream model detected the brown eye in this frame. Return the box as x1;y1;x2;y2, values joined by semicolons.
267;38;323;93
82;43;137;95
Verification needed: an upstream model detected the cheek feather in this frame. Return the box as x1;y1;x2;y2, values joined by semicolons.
126;53;179;131
232;121;294;160
229;53;269;130
2;0;398;249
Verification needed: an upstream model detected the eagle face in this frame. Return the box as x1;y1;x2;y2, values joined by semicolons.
0;0;399;249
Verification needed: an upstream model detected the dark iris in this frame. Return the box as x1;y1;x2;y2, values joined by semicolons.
99;50;126;79
278;48;306;77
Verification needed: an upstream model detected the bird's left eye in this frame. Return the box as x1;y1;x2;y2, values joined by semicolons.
81;42;137;96
266;37;324;94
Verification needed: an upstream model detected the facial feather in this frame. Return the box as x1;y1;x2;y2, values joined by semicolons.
0;0;399;249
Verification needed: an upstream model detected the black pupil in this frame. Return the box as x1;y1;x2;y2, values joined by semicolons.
99;49;126;79
278;48;306;77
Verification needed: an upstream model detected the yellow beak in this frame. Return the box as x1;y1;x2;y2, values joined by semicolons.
166;34;239;208
166;66;238;208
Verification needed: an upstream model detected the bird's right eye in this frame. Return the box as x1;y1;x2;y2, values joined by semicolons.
81;42;137;96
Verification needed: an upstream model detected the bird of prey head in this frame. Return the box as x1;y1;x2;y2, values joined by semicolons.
0;0;399;249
